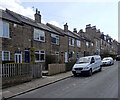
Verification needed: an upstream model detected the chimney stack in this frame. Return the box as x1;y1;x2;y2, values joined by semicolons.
96;29;100;33
34;8;41;23
86;24;91;28
64;23;68;32
73;28;77;33
80;29;84;33
92;26;96;30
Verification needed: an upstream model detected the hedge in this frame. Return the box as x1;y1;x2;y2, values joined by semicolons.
65;62;75;71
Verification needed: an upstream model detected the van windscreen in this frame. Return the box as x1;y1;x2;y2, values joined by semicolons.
76;57;90;64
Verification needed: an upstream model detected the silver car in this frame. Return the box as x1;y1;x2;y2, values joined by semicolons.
102;57;114;66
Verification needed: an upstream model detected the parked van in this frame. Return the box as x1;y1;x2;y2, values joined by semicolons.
72;55;102;76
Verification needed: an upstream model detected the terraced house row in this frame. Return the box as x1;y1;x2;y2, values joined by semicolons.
0;9;119;69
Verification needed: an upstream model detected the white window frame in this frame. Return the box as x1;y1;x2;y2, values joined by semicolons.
69;37;74;46
91;43;94;48
35;50;45;62
77;40;81;48
51;34;59;45
69;51;74;59
86;42;89;48
2;51;10;61
0;20;10;38
34;28;45;42
15;53;22;63
104;36;106;41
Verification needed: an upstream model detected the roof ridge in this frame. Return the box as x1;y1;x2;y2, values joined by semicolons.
6;9;22;23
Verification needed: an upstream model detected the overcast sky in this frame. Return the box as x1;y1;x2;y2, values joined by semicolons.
0;0;118;41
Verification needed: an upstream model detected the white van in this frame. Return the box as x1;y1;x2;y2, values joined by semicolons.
72;55;102;76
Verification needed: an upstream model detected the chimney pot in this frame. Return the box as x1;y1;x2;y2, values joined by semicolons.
80;29;84;33
92;26;96;29
86;24;91;28
73;28;77;33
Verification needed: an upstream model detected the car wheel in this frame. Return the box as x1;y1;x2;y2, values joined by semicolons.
88;69;92;76
112;62;114;65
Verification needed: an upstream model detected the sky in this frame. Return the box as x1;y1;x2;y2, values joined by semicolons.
0;0;119;41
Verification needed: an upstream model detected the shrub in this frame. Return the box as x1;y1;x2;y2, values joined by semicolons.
45;55;58;70
65;61;76;72
100;52;117;60
30;47;35;63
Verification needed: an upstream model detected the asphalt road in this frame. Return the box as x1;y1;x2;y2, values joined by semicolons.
13;61;119;98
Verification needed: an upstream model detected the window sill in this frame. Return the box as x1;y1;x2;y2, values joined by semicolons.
77;46;81;48
69;45;74;47
35;60;45;62
34;39;45;43
0;36;11;39
51;42;59;46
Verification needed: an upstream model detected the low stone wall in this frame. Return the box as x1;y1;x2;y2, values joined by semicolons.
48;64;66;75
2;63;42;88
2;75;32;88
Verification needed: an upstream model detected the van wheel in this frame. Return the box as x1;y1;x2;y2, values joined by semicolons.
98;66;102;72
74;73;77;77
88;69;92;76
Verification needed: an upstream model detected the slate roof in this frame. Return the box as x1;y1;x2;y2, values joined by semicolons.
47;23;81;40
0;9;21;24
47;23;92;42
1;9;61;35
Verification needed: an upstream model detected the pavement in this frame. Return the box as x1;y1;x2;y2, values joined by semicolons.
2;71;73;99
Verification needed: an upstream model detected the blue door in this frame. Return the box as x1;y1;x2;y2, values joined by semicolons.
25;51;30;63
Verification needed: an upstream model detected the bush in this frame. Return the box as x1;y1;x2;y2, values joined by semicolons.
100;53;117;60
65;61;76;72
30;47;35;63
45;55;58;70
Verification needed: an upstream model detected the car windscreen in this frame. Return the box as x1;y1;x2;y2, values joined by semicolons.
76;57;91;64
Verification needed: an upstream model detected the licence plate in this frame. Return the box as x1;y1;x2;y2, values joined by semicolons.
76;71;81;73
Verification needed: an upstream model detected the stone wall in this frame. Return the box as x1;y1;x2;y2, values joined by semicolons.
48;64;66;75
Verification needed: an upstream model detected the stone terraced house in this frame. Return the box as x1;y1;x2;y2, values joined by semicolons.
0;9;119;69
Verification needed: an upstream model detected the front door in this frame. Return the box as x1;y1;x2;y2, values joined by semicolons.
25;51;30;63
65;52;68;63
15;53;22;63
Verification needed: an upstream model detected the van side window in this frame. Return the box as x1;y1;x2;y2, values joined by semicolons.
91;57;95;63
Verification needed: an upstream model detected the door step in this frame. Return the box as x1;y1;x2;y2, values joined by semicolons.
42;70;48;76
